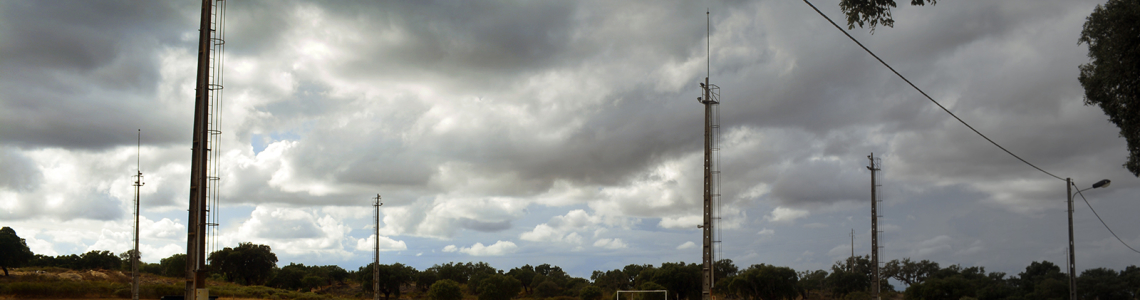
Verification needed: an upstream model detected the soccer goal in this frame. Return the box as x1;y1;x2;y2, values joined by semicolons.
615;290;667;300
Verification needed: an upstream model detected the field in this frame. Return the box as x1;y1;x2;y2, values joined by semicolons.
0;267;369;300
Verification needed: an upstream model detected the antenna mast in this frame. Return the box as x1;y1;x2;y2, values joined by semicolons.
186;0;226;299
867;154;882;300
374;194;383;300
698;10;722;300
133;130;144;300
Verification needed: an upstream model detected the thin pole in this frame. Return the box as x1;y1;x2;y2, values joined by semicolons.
133;130;142;300
850;229;854;271
1067;178;1076;300
374;194;382;300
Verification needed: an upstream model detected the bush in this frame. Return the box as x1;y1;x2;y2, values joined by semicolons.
535;280;562;298
428;279;463;300
580;286;603;300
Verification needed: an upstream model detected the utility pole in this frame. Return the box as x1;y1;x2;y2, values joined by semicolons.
374;194;382;300
867;154;880;300
133;130;143;300
1067;178;1076;300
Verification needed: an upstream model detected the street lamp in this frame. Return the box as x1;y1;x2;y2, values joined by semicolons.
1067;178;1110;300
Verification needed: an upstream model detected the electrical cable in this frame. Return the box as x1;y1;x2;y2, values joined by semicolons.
1073;183;1140;254
803;0;1138;256
800;0;1065;182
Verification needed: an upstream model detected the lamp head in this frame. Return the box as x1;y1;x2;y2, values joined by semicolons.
1092;179;1111;189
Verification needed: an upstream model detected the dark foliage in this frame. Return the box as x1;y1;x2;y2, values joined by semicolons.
0;227;35;276
359;262;415;300
207;242;278;285
1079;0;1140;176
477;273;523;300
838;0;937;33
427;279;463;300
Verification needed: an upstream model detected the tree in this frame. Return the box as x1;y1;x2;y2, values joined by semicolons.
796;270;828;296
431;262;469;284
0;227;34;276
360;262;415;300
580;285;603;300
592;269;629;293
1079;0;1140;176
714;259;739;288
884;258;940;287
826;256;874;298
78;250;121;270
428;279;464;300
1121;265;1140;299
478;273;523;300
535;280;562;298
510;265;538;293
118;249;141;271
268;263;307;290
644;262;701;300
208;242;278;285
1016;261;1066;296
839;0;937;33
160;253;186;277
724;264;800;300
417;268;440;292
1078;268;1129;300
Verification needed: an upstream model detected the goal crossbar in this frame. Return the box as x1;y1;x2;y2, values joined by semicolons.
615;290;667;300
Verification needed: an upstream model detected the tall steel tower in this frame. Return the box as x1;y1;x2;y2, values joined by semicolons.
186;0;226;299
373;194;383;300
698;11;722;300
867;154;882;300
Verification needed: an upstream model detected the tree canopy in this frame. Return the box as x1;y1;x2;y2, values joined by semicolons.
477;273;523;300
359;262;415;300
839;0;936;33
208;242;278;285
0;227;34;276
428;279;463;300
1079;0;1140;177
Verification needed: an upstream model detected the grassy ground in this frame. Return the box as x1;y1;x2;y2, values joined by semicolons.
0;267;358;299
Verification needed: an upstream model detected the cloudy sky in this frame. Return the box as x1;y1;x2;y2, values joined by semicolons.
2;0;1137;280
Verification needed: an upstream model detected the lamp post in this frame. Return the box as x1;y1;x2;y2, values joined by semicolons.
1067;178;1110;300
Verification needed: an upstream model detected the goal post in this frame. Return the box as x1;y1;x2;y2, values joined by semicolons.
615;290;667;300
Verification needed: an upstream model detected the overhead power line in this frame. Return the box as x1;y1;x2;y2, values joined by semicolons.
800;0;1064;182
801;0;1138;255
1073;182;1140;254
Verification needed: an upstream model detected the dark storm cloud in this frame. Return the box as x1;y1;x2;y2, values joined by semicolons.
770;159;866;206
0;1;195;150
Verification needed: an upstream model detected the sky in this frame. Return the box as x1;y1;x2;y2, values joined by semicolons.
1;0;1138;281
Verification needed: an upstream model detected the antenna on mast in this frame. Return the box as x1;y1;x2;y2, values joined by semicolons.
698;10;721;300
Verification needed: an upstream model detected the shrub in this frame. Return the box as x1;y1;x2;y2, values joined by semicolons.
580;286;603;300
429;279;464;300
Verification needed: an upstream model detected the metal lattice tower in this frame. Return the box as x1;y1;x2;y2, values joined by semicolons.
698;11;721;300
867;154;882;300
186;0;225;298
373;194;383;300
